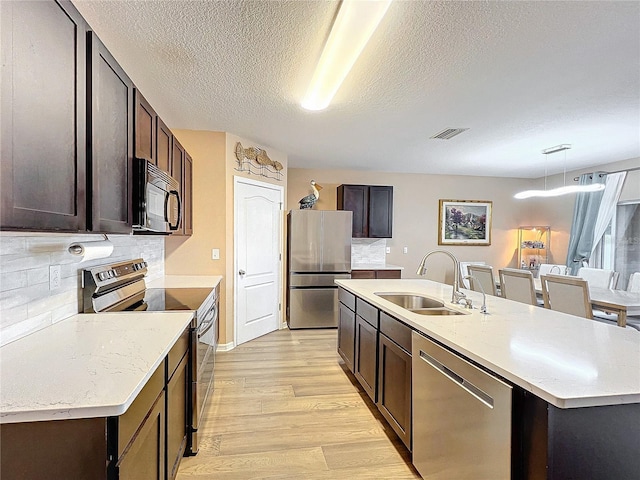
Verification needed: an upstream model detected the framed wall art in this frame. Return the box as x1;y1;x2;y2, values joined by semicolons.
438;199;492;246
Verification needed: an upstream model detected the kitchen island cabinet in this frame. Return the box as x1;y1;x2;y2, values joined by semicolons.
337;289;356;372
336;279;640;479
337;288;412;450
0;313;193;479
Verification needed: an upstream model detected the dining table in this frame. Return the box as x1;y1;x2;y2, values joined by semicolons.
533;277;640;327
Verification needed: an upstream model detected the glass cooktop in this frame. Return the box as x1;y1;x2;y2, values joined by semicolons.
141;287;213;312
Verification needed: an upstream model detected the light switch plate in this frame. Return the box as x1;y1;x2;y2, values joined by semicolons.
403;246;408;254
212;248;220;260
386;247;391;254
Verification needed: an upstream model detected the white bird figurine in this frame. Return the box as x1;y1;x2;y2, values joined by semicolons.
299;180;323;209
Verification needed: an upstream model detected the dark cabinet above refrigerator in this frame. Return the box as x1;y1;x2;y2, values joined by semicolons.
337;184;393;238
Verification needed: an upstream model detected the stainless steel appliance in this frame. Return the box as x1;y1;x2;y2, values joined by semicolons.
82;258;218;456
412;331;512;479
132;158;181;233
286;210;352;328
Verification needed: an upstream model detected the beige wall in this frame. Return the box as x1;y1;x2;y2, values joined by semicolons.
287;158;638;284
166;130;288;347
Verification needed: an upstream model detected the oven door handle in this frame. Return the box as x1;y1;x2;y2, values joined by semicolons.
197;317;215;339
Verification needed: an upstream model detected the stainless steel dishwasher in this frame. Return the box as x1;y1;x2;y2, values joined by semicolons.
412;331;512;480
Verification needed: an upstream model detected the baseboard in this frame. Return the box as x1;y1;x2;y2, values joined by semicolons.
216;341;235;352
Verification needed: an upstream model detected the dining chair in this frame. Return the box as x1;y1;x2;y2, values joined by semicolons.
540;274;593;319
459;261;486;289
538;263;568;276
467;264;497;296
576;267;615;289
499;268;538;305
627;272;640;293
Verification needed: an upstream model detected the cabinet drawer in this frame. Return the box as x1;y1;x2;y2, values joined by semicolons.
351;270;376;279
118;363;164;454
376;269;401;279
356;298;379;328
167;327;189;380
338;287;356;311
380;312;412;353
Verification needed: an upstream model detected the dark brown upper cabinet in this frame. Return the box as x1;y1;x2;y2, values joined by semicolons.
182;152;193;236
171;138;185;235
1;0;88;231
87;32;134;233
337;185;393;238
134;90;156;164
156;117;172;174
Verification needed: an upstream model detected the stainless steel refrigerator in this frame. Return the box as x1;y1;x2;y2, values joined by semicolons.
287;210;352;329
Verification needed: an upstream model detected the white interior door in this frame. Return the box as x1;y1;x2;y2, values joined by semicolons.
234;177;283;346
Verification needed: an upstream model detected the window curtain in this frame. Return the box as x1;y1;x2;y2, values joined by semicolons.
565;172;607;275
590;171;627;259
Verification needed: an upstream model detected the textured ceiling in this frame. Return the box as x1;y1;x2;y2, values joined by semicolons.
72;0;640;178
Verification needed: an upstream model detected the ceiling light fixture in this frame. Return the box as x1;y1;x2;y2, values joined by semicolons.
514;144;605;199
301;0;393;111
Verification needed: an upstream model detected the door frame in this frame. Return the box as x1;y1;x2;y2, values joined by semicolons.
233;176;285;348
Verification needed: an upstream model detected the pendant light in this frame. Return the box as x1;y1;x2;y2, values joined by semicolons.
514;144;605;199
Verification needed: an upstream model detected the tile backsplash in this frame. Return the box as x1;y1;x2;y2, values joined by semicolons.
0;233;164;346
351;238;387;265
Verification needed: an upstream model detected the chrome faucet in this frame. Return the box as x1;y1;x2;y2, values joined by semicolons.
416;250;466;304
463;274;488;314
549;265;561;274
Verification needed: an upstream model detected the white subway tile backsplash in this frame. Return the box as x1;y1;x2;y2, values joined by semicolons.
27;267;50;286
0;233;164;346
351;238;387;266
0;270;28;292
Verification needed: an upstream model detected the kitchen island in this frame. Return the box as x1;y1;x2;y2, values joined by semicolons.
336;278;640;480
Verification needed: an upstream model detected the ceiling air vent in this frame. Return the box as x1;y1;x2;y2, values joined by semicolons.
430;128;469;140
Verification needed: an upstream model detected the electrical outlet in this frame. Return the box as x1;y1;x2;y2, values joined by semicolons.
403;246;408;254
211;248;220;260
50;265;61;290
385;247;391;254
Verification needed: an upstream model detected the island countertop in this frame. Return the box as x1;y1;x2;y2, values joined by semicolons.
0;311;194;424
335;279;640;409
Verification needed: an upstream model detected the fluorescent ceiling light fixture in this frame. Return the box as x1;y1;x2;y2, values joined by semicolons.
301;0;393;111
514;144;605;199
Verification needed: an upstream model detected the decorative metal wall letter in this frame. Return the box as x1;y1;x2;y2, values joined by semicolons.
235;142;283;181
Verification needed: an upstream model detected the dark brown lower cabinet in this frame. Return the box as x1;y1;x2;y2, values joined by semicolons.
167;353;188;480
351;269;401;279
338;302;356;372
377;333;412;450
117;391;166;480
354;315;378;402
0;329;190;480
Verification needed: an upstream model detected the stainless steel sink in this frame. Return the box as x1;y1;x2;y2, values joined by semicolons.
375;293;444;309
410;308;466;316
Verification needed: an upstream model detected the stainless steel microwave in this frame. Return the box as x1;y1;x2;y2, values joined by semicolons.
132;158;181;233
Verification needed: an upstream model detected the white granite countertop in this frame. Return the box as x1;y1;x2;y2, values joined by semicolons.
336;279;640;409
0;312;193;424
147;274;223;289
351;263;404;271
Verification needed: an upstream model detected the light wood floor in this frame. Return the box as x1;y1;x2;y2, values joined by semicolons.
176;328;421;479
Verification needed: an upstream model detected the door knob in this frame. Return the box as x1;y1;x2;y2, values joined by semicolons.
239;269;246;276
